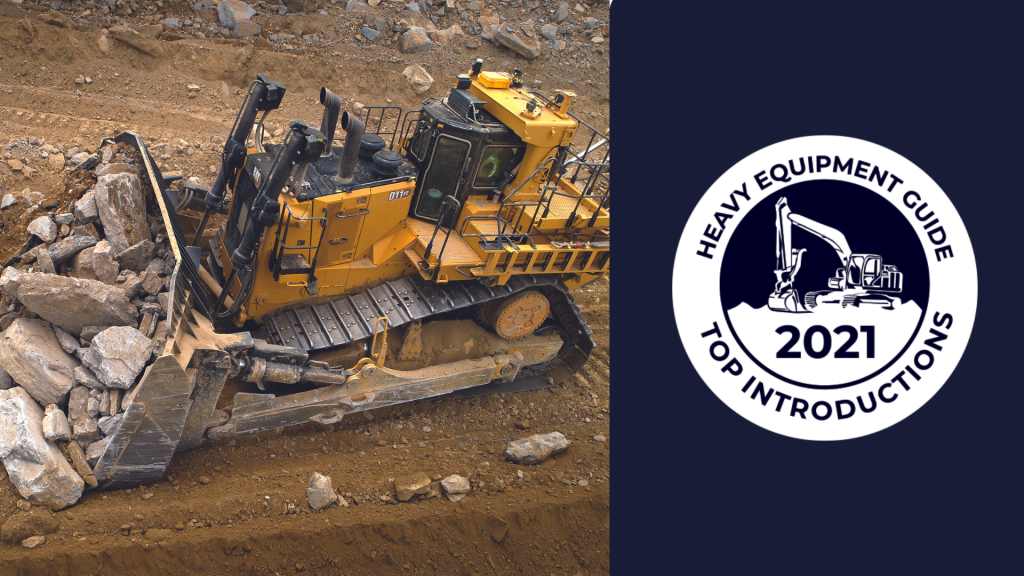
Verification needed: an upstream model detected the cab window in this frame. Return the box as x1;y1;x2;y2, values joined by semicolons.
414;135;470;220
474;146;524;188
409;122;432;162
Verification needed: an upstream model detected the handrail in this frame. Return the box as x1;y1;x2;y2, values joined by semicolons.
420;196;460;280
272;202;328;286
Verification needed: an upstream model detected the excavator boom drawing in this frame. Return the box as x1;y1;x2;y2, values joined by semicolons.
768;197;903;313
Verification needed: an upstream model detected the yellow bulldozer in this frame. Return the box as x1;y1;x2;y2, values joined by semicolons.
91;62;609;487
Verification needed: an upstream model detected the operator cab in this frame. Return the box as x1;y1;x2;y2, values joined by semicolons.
404;80;526;227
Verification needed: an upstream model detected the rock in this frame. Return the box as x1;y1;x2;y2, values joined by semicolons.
554;0;570;22
35;249;56;275
78;326;106;344
115;240;157;273
394;471;431;502
63;440;98;488
74;190;99;224
433;24;465;44
139;271;164;296
0;366;11;390
307;472;339;510
584;17;598;30
27;216;57;243
71;247;98;281
68;386;99;443
540;23;557;40
593;434;606;442
0;387;84;509
136;23;164;38
47;152;65;170
494;26;542;59
504;431;569;465
440;474;470;499
94;163;141;179
16;499;31;511
21;534;45;548
159;18;181;29
41;404;72;441
48;235;98;265
98;413;122;435
108;389;120;416
515;419;530;430
405;2;421;14
0;318;80;406
1;194;16;209
52;326;80;355
3;272;138;335
198;475;211;485
401;27;433;53
402;65;435;95
86;396;100;417
73;366;104;390
98;390;109;415
360;26;380;42
69;152;90;166
121;273;144;299
80;327;152;389
216;0;256;30
1;510;59;545
231;21;261;38
94;172;150;254
7;159;24;172
85;436;110;466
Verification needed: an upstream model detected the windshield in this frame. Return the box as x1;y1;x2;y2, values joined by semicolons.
474;146;524;188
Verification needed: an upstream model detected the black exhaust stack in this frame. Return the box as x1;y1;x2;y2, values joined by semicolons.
334;111;365;185
318;87;342;158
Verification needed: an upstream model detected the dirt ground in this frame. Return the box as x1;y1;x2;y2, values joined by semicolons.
0;1;610;574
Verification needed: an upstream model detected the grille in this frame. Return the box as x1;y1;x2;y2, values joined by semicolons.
448;88;485;122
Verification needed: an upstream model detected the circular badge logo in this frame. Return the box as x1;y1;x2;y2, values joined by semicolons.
674;136;977;440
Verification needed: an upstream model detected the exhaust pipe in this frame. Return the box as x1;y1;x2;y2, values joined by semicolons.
318;87;342;158
335;110;365;184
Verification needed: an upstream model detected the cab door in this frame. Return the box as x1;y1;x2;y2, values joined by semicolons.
411;133;472;227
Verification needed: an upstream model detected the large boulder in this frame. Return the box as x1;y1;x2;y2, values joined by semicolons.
494;25;542;59
402;65;435;95
115;240;157;273
79;327;152;390
0;387;84;509
0;318;80;407
1;271;137;336
217;0;256;29
400;27;433;54
27;216;57;243
94;172;151;254
48;235;98;266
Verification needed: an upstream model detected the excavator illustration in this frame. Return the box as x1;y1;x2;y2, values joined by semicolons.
768;197;903;313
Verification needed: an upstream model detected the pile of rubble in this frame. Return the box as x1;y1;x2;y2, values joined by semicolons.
0;142;176;510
